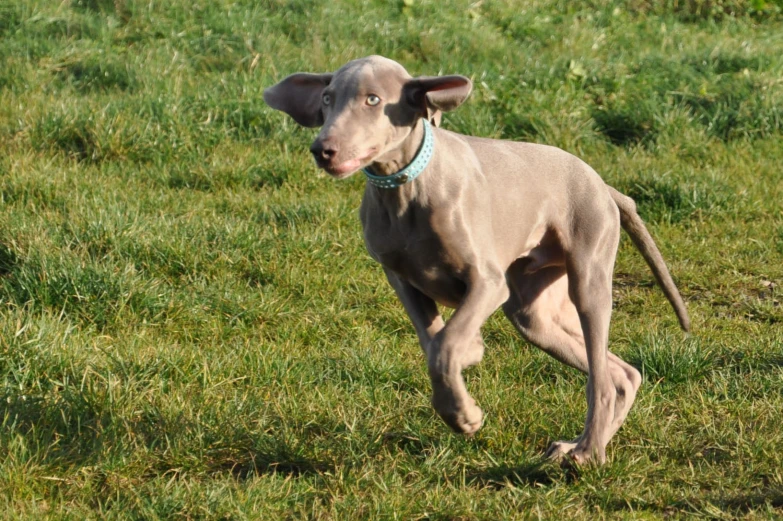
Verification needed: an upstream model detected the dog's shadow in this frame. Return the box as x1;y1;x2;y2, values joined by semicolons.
210;450;332;480
465;459;559;490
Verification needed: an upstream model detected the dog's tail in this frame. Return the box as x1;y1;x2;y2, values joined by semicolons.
608;185;691;332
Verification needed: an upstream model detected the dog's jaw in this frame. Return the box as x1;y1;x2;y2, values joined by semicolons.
315;147;378;178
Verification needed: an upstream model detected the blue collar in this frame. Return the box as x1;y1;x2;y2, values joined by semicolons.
362;119;434;189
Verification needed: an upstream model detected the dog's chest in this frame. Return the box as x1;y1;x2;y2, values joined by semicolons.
360;202;467;308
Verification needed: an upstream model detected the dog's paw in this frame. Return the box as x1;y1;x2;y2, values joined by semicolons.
568;445;606;466
545;440;579;462
433;396;483;436
546;439;606;466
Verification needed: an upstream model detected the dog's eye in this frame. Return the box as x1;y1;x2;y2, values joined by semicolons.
322;94;331;105
366;95;381;106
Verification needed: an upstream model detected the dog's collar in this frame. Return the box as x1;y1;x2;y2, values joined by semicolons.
362;119;433;189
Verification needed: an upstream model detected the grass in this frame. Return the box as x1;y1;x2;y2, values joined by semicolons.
1;0;782;518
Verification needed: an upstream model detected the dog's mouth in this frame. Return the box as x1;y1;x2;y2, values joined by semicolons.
318;148;377;178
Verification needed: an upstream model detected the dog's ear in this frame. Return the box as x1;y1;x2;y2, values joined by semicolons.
263;73;333;127
404;75;472;125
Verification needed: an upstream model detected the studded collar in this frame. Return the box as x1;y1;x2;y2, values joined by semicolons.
362;119;434;189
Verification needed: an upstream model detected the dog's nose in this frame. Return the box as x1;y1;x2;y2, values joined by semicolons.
310;141;338;161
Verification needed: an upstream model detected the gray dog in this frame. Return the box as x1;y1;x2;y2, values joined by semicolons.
264;56;689;465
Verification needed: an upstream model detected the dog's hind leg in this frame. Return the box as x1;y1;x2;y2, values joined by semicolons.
503;261;641;464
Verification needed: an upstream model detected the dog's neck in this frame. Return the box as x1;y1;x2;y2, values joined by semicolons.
362;119;438;215
364;119;429;182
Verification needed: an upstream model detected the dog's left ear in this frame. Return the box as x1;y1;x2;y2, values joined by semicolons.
263;72;333;127
404;75;472;127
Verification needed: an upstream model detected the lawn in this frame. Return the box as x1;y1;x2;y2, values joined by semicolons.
1;0;782;518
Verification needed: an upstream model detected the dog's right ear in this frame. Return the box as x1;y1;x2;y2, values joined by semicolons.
263;73;333;128
403;75;472;126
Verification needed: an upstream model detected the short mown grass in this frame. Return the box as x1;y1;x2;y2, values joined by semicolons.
1;0;782;518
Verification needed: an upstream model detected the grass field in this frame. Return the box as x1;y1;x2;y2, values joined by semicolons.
1;0;783;518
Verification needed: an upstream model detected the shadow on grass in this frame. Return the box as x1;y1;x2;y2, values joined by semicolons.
466;459;556;489
592;104;657;147
0;242;18;276
0;388;333;481
717;492;783;513
205;450;333;480
132;407;337;480
602;491;783;517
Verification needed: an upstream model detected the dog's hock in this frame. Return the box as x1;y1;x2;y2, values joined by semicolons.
462;335;485;368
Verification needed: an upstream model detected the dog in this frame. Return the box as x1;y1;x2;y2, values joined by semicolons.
264;55;689;464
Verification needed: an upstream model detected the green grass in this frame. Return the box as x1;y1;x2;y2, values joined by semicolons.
1;0;783;518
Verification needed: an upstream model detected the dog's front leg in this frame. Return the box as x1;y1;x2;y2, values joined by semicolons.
428;267;510;435
383;268;444;356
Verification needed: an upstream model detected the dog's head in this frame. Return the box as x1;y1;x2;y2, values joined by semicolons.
263;55;472;178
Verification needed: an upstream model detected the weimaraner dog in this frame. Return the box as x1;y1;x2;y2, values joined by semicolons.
264;55;690;465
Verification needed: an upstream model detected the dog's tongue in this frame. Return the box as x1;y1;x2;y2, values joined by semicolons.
334;157;362;174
